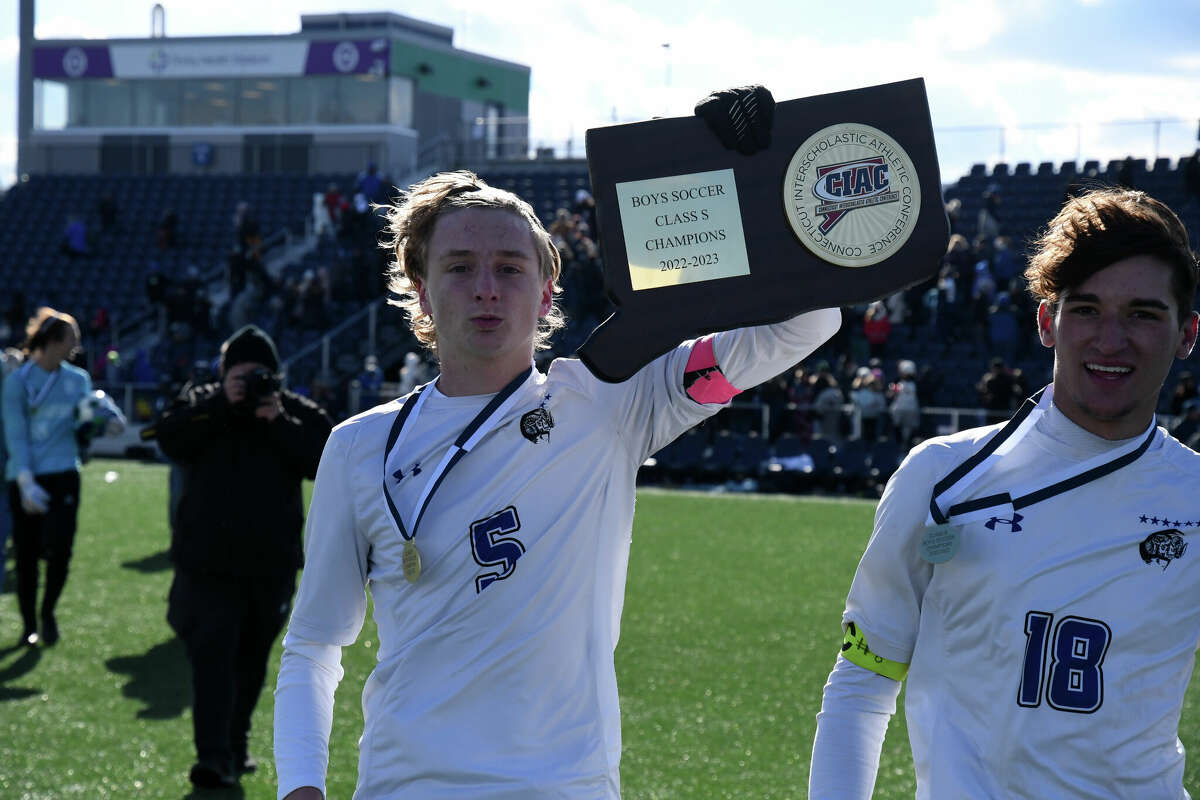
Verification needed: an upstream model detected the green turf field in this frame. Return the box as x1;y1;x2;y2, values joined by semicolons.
1;461;1198;798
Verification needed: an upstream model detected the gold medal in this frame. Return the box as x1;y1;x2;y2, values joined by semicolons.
402;539;422;583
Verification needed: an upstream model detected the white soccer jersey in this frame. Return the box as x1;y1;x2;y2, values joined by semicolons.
843;401;1200;799
275;309;839;799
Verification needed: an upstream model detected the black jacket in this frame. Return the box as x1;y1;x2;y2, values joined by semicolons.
155;382;334;578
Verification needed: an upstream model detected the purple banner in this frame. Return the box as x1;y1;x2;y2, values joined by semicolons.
33;46;114;79
305;39;389;76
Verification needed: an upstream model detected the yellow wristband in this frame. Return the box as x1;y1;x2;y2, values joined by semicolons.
841;621;909;682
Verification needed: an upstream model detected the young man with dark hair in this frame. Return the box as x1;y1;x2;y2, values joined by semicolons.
810;188;1200;799
273;104;841;795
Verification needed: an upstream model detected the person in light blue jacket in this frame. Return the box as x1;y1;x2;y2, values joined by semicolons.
2;308;90;647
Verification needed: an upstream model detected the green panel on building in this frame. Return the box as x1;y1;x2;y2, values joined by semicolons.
391;41;529;113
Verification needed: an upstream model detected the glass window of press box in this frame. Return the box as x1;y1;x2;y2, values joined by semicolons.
35;75;413;129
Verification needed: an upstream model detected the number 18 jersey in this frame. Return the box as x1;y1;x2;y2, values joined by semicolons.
844;406;1200;799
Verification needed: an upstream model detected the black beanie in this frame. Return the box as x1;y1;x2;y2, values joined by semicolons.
220;325;280;373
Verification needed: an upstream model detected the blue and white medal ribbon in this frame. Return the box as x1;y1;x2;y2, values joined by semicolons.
921;385;1158;563
381;365;537;583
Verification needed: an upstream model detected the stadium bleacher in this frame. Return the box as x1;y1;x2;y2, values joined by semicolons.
4;154;1199;495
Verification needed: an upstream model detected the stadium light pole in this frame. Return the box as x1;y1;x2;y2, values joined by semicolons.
662;43;671;117
17;0;34;179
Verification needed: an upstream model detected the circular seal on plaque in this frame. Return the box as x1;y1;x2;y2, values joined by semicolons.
782;123;921;268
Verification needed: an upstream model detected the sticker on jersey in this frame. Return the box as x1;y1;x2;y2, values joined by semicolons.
782;123;920;268
520;407;554;443
919;522;960;563
985;513;1023;532
1139;529;1188;571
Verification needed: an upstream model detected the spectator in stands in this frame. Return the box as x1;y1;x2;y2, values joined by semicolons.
944;198;962;236
1170;398;1200;449
813;372;845;441
356;355;384;412
60;214;88;257
889;359;920;447
548;208;573;246
977;188;1002;241
296;268;331;330
940;235;972;311
396;351;430;396
787;365;816;440
935;263;961;346
323;183;345;234
231;202;263;293
574;189;597;234
862;301;891;358
968;259;997;346
851;369;888;441
990;235;1019;286
345;193;372;239
977;356;1018;420
1170;370;1197;416
354;162;383;205
987;291;1021;366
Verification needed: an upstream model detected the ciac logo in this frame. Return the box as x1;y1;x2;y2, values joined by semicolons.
783;123;921;269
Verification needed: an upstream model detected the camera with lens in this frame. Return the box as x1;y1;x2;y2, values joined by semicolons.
239;366;282;408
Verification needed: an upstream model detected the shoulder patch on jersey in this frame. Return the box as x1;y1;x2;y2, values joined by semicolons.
841;621;909;681
520;407;554;443
1139;528;1188;571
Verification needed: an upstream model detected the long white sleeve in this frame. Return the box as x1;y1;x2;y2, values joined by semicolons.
274;634;344;800
808;654;900;800
713;307;842;391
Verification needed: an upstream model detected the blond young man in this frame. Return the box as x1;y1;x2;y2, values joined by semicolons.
274;163;840;798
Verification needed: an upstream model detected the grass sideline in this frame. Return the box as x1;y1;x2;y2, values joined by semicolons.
0;461;1195;798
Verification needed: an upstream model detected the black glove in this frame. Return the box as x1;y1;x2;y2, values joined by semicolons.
694;85;775;155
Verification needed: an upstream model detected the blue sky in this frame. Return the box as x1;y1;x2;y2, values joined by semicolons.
1;0;1197;188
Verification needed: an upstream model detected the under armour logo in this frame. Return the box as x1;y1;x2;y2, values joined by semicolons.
393;462;421;482
985;513;1023;532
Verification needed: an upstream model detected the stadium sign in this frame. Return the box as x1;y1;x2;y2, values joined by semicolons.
33;39;390;80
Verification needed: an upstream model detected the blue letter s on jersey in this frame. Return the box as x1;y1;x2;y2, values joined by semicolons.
470;506;525;593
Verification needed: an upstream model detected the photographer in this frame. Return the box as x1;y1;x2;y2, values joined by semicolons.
154;325;333;789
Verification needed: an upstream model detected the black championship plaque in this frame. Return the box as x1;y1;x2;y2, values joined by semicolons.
578;77;948;382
